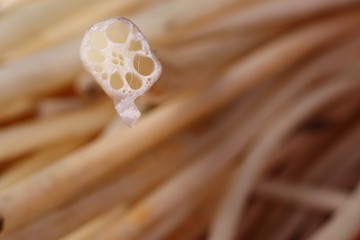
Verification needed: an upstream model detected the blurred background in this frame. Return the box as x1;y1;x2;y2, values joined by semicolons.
0;0;359;239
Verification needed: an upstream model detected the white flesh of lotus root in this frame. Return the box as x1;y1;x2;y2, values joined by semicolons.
80;17;162;127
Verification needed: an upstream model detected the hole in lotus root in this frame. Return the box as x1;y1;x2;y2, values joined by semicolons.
110;72;124;89
125;72;142;90
89;31;107;49
133;55;154;76
88;50;105;63
106;22;130;44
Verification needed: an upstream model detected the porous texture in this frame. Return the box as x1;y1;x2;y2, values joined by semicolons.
80;17;162;127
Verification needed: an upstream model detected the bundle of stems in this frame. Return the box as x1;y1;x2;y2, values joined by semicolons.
0;1;359;240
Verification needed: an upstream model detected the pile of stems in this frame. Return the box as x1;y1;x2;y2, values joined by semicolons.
0;1;359;240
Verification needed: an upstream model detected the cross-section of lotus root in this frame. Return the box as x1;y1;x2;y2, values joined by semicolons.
80;17;162;127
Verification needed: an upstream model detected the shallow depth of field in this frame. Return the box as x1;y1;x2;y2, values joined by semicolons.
0;1;359;240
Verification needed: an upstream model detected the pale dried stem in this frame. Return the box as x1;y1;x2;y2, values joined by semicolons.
4;0;150;60
0;138;88;190
0;0;37;13
4;0;245;59
0;98;36;124
87;81;286;239
89;104;260;240
130;0;244;41
164;197;217;240
265;97;360;240
209;34;360;239
60;205;127;240
158;26;286;70
8;112;230;240
37;97;87;118
209;77;360;240
225;35;360;236
309;184;360;240
249;177;340;240
258;33;360;168
0;0;96;53
4;21;260;110
250;39;360;238
0;100;113;162
0;39;81;104
139;177;228;240
59;88;263;240
212;11;360;101
238;35;360;238
256;181;348;211
167;0;358;43
0;13;357;235
217;46;360;239
260;97;360;240
147;29;284;103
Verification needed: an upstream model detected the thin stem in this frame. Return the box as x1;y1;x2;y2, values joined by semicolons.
209;76;360;240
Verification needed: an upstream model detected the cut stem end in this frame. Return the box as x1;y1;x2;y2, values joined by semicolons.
115;100;141;128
